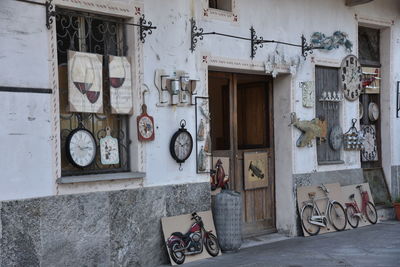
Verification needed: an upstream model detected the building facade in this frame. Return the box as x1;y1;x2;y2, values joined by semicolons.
0;0;399;265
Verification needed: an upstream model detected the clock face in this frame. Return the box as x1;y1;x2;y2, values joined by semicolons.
170;129;193;163
368;102;379;122
138;115;155;140
361;125;378;162
100;136;119;165
340;55;362;101
66;128;97;167
329;126;343;151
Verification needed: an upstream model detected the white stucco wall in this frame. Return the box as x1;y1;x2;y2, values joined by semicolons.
0;0;53;200
0;0;399;237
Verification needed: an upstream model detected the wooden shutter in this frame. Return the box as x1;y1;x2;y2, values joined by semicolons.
315;66;342;164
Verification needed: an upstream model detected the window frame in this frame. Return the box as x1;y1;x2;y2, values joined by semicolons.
48;1;145;183
202;0;239;23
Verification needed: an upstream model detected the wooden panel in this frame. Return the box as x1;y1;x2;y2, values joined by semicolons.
315;66;341;163
209;71;275;237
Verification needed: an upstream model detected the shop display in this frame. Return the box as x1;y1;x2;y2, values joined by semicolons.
210;159;228;191
300;81;314;108
310;31;353;52
368;102;379;122
319;91;343;110
329;126;343;151
197;119;205;141
362;67;381;94
68;50;103;113
290;113;327;147
340;54;362;101
244;152;269;190
66;127;97;168
198;146;206;172
137;104;155;142
170;120;193;167
343;119;363;150
109;55;133;114
100;127;119;165
361;125;378;162
162;211;220;265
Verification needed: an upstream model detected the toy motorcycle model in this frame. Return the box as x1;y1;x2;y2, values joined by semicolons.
167;212;220;265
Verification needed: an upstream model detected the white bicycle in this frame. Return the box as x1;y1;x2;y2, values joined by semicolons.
300;184;347;236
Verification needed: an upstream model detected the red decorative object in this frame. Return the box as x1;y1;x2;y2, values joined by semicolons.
136;104;155;141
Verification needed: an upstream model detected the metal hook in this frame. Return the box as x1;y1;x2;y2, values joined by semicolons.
351;118;357;128
142;84;150;106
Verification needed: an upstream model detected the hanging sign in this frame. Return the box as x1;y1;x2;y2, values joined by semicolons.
109;56;133;114
100;127;120;165
68;50;103;113
137;104;155;142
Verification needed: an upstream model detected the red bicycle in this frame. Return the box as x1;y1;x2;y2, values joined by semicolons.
345;184;378;228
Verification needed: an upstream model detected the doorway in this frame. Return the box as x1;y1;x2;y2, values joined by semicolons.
208;71;275;236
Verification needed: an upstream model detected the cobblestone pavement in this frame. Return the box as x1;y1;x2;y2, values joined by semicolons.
170;221;400;267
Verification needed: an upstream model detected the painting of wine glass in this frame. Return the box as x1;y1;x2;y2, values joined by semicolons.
109;55;133;114
68;50;103;113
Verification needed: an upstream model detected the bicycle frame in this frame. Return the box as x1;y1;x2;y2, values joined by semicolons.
345;186;371;221
305;195;335;228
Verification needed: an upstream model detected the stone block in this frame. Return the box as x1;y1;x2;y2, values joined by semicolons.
166;183;210;217
0;199;41;267
39;192;110;267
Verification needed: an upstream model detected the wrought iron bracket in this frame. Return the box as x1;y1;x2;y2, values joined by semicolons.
250;27;264;59
190;18;204;52
139;15;155;43
45;0;56;29
301;35;315;60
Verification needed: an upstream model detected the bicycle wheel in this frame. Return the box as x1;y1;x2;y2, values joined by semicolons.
345;205;359;228
300;204;320;236
365;201;378;224
329;201;347;231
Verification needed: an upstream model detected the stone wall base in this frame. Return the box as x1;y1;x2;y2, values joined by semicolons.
0;182;210;266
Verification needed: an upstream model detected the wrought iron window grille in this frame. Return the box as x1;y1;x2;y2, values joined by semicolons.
16;0;156;43
190;18;320;59
55;8;131;176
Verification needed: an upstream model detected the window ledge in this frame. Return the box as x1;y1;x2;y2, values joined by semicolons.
56;172;145;184
318;160;345;165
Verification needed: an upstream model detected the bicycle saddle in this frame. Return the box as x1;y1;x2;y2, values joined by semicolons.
356;185;362;189
308;192;316;198
349;193;355;199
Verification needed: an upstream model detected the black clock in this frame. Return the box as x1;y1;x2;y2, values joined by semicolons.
170;120;193;164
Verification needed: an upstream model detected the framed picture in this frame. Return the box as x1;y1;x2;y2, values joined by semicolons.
109;55;133;114
68;50;103;113
244;151;269;190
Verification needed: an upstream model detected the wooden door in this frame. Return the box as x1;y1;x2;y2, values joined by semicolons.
209;71;275;237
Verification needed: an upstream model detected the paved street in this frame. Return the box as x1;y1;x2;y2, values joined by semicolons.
179;221;400;267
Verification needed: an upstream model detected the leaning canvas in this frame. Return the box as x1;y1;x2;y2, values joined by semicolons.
68;50;103;113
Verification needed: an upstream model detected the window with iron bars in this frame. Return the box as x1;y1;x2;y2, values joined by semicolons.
56;8;130;176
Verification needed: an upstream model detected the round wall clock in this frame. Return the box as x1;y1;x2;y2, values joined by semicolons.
361;125;377;162
170;120;193;164
66;128;97;167
359;102;364;120
137;104;155;141
340;55;362;101
368;102;379;122
329;125;343;151
100;127;119;165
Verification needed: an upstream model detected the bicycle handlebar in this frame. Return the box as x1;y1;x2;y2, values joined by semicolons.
318;184;329;193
